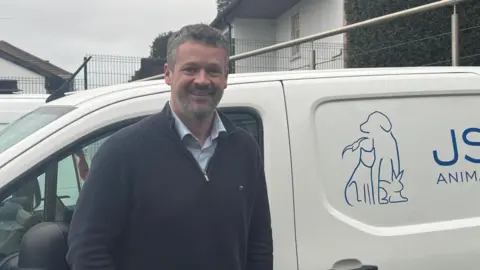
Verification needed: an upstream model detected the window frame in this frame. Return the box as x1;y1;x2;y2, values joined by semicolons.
221;106;264;156
290;12;300;58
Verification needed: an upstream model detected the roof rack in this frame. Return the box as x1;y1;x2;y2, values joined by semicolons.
46;56;92;103
135;0;468;82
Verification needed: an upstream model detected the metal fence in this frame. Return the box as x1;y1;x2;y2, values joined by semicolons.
84;22;479;86
0;54;142;94
0;76;85;95
80;40;346;86
5;23;479;94
231;39;345;73
81;54;142;89
79;40;346;85
0;40;345;94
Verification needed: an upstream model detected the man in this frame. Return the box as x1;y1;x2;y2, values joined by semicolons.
66;23;273;270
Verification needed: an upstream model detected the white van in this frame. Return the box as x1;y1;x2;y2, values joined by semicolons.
0;67;480;270
0;94;47;129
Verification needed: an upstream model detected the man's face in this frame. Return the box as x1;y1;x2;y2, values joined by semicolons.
164;41;228;120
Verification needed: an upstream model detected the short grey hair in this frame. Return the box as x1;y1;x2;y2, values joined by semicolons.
166;23;230;68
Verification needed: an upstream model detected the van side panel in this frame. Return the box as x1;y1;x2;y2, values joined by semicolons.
283;73;480;270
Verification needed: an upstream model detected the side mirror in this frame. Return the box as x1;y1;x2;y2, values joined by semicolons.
330;259;378;270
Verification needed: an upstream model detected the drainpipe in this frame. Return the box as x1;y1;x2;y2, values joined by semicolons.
222;17;233;48
222;17;234;73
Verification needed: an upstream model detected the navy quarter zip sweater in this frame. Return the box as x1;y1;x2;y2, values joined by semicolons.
66;102;273;270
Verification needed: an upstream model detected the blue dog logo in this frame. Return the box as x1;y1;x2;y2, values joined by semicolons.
341;111;408;206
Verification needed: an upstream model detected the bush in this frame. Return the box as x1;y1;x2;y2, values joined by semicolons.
344;0;480;67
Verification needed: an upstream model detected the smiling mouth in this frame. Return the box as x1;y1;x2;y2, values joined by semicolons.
189;91;213;96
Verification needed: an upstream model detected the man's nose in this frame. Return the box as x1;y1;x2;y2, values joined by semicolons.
193;69;209;84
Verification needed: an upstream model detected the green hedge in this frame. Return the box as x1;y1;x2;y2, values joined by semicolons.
344;0;480;68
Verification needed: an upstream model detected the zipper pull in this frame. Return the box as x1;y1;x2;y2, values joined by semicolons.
203;171;209;182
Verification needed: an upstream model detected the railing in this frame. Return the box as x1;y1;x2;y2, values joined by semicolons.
76;21;480;86
231;39;345;73
139;0;473;81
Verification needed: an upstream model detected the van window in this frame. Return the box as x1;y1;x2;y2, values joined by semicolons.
225;110;262;148
0;131;113;259
0;169;45;259
0;106;75;154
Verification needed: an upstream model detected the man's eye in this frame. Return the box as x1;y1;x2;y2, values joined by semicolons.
207;69;222;75
184;68;196;73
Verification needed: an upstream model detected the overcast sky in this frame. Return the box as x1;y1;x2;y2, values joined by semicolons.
0;0;218;72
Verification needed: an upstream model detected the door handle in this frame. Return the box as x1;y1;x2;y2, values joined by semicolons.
330;258;378;270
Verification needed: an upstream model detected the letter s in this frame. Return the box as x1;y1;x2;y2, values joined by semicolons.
463;127;480;163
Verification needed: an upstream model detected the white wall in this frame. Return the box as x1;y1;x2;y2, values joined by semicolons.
276;0;345;70
229;0;345;73
231;18;277;73
0;58;47;94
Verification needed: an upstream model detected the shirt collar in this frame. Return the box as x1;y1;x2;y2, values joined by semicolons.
168;101;226;141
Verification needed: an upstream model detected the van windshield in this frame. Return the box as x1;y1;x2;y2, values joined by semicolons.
0;106;75;154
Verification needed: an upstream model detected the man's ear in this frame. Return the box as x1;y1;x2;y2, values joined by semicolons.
164;63;172;85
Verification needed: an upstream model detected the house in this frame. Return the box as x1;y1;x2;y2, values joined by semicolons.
210;0;345;73
0;41;72;94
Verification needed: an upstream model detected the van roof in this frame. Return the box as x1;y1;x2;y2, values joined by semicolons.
45;66;480;107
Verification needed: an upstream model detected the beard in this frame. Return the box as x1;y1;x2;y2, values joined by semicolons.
173;85;223;121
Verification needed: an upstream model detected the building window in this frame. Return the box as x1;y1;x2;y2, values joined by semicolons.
290;13;300;57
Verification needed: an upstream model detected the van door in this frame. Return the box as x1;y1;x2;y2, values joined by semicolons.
282;73;480;270
0;81;297;270
219;81;297;270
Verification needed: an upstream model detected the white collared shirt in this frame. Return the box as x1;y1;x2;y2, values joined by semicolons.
169;102;226;171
